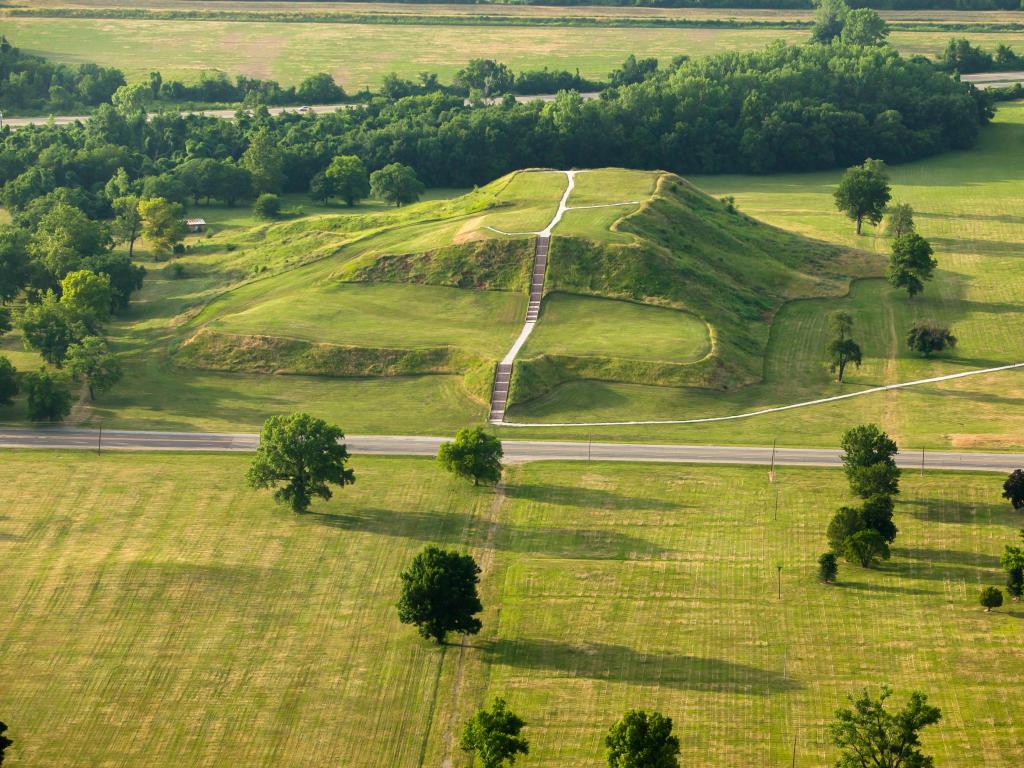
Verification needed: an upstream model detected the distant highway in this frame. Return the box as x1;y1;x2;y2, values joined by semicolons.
1;92;600;129
961;71;1024;89
0;427;1021;472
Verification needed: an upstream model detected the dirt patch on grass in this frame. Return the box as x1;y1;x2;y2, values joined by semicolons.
950;433;1024;450
453;216;485;244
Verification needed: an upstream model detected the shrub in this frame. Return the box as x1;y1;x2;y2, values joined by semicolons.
253;193;282;219
818;552;838;583
980;586;1003;612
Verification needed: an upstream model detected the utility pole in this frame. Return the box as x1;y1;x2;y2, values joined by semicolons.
769;437;776;483
921;447;925;477
791;732;797;768
774;486;780;521
97;421;103;456
588;431;592;462
776;563;783;600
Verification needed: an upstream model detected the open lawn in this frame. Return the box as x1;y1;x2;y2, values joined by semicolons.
8;15;1023;91
505;101;1024;450
1;452;1022;766
208;283;526;356
522;293;711;364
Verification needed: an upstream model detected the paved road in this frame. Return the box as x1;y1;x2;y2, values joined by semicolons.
962;71;1024;89
1;93;600;129
0;427;1021;472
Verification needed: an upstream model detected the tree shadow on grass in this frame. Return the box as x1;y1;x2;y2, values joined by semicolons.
895;546;1001;570
899;498;1016;526
481;637;799;694
503;483;679;512
309;507;670;560
835;580;937;597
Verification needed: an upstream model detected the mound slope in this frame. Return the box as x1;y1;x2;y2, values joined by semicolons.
508;173;871;406
175;169;870;410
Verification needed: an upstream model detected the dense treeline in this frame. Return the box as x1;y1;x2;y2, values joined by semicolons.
0;37;125;114
938;38;1024;72
0;42;991;219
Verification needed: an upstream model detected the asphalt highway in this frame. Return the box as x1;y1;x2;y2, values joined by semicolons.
0;427;1021;472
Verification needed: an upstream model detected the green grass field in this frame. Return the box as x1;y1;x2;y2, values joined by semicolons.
505;102;1024;450
6;13;1023;91
1;451;1022;766
207;283;525;357
523;293;711;364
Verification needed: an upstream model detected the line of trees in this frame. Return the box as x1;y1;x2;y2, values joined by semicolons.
0;40;992;214
821;424;901;574
938;38;1024;74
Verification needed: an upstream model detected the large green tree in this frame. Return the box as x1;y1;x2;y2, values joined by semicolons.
843;528;890;567
246;413;355;513
829;687;941;768
605;710;680;768
0;225;30;303
460;698;529;768
110;194;142;258
370;163;425;207
886;202;915;239
18;292;87;366
840;8;889;46
28;202;111;282
242;128;286;194
60;269;112;331
325;155;370;207
888;234;937;298
438;427;504;486
834;159;891;235
65;335;121;401
397;545;483;644
1000;539;1024;600
24;367;72;422
0;355;18;406
840;424;900;499
1003;469;1024;511
811;0;849;43
138;197;187;259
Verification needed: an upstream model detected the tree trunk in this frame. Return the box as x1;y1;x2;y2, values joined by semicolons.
837;359;845;383
88;382;95;401
855;215;863;235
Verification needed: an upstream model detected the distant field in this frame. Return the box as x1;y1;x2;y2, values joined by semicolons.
5;14;1022;89
2;452;1022;766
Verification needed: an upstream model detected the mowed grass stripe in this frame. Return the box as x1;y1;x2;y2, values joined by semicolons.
1;453;1023;765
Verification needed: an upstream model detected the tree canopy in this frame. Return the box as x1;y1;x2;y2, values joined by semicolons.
888;234;937;298
829;687;941;768
840;424;900;499
906;320;956;357
397;546;483;644
438;427;504;486
460;698;529;768
370;163;425;207
246;413;355;513
605;710;680;768
1002;469;1024;511
834;159;891;235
